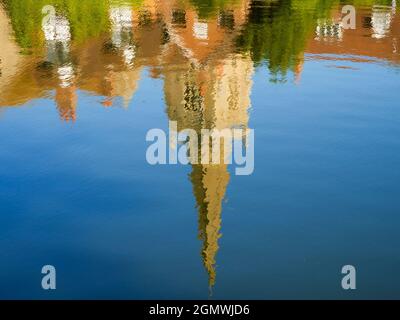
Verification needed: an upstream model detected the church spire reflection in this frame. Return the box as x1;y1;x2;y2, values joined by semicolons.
191;163;230;290
161;1;254;285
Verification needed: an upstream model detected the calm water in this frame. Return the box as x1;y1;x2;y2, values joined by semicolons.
0;0;400;299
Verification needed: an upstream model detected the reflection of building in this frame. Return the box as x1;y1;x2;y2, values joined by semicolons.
77;0;161;108
371;3;396;39
41;6;76;121
159;0;249;65
159;3;253;288
2;1;400;111
109;6;136;66
307;5;400;67
0;1;163;113
162;25;254;287
158;2;253;287
0;6;33;106
190;163;230;290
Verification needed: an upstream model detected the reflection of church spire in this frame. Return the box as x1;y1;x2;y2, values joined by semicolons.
191;163;229;289
162;42;253;289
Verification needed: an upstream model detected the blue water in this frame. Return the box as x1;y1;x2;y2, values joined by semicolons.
1;59;399;299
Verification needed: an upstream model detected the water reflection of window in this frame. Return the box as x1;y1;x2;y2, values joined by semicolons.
218;10;235;30
227;81;240;111
184;80;203;113
363;16;373;28
193;21;208;40
161;22;171;45
42;15;71;43
172;9;186;28
315;19;343;42
138;10;152;26
110;6;133;28
57;64;75;89
371;5;393;39
109;6;136;66
109;6;133;48
42;13;71;64
41;12;74;83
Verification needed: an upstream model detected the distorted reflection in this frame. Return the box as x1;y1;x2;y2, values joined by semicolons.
371;1;396;39
41;5;76;121
315;18;344;42
163;38;253;286
109;5;136;66
0;0;399;292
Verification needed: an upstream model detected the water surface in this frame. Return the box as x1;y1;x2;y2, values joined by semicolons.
0;0;399;299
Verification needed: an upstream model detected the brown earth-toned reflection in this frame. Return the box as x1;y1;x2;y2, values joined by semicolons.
307;3;399;64
1;1;399;115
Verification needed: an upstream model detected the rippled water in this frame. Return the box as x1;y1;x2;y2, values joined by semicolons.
0;0;399;299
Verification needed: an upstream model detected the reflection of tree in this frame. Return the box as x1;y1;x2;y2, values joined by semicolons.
1;0;163;113
236;0;338;80
1;0;144;49
2;0;397;78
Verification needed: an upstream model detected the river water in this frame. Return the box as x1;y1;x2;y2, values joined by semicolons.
0;0;399;299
